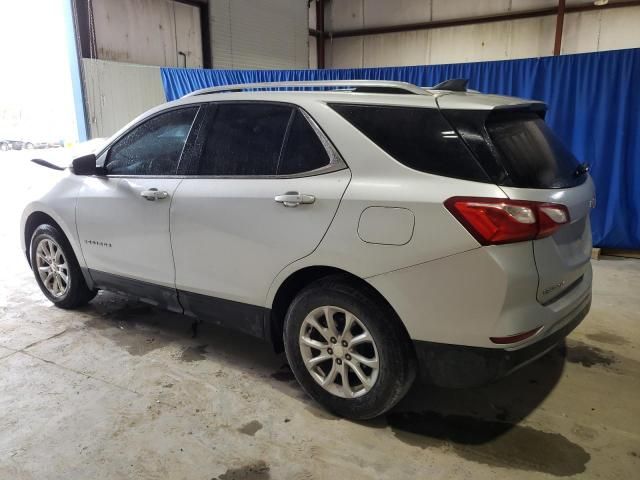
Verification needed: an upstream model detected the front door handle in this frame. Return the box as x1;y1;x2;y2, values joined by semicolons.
141;188;169;201
274;192;316;207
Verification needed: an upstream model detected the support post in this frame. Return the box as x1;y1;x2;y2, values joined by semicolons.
197;1;212;68
66;0;90;141
316;0;325;69
554;0;566;56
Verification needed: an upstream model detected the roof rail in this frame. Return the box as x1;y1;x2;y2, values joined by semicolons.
182;80;431;98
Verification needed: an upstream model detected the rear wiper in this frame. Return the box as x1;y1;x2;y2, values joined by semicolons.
575;162;590;177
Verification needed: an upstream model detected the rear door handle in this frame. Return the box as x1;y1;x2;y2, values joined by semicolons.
274;192;316;207
140;188;169;201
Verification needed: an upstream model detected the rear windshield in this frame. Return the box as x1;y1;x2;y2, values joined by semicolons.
485;111;583;189
329;103;490;182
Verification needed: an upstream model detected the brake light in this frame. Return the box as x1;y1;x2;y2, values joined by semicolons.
444;197;569;245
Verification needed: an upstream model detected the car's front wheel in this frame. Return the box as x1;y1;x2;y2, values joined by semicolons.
30;224;96;309
284;277;416;419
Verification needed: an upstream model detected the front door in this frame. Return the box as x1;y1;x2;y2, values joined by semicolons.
170;103;350;335
76;106;199;310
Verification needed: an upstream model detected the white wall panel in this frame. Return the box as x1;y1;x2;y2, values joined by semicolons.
431;0;511;21
561;11;601;54
428;21;512;64
325;0;596;32
364;0;432;28
511;0;557;10
92;0;201;68
309;0;318;30
328;37;364;68
174;2;203;68
327;0;363;31
210;0;308;69
92;0;176;66
364;31;429;67
211;0;233;68
508;16;555;60
596;7;640;52
82;60;165;138
309;35;318;69
324;0;640;68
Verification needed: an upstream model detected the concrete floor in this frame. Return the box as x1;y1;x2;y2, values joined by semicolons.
1;151;639;479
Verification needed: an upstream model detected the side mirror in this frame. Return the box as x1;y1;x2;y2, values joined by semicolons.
71;154;106;176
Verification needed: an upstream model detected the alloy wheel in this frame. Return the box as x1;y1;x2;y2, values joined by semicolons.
299;305;379;398
35;238;69;297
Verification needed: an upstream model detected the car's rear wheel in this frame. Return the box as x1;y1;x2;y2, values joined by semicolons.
24;142;34;150
30;224;96;309
284;277;416;419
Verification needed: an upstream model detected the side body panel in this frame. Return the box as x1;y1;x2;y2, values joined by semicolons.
76;177;182;288
21;173;87;272
170;169;351;308
266;100;592;350
500;178;595;303
266;100;506;304
367;245;592;348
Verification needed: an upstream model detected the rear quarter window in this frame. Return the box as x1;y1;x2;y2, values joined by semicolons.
277;110;332;175
329;104;490;182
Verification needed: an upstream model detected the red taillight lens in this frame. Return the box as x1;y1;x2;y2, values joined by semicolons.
490;326;543;344
538;205;570;237
444;197;570;245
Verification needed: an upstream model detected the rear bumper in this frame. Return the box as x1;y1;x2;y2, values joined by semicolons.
413;292;591;388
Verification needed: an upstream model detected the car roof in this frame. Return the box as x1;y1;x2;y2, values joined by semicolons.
115;80;544;144
101;80;545;158
168;79;544;112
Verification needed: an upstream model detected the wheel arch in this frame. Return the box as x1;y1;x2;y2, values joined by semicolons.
267;265;412;352
23;210;95;289
24;211;66;266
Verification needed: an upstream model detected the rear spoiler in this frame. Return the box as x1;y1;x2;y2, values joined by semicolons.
491;103;548;119
436;91;547;113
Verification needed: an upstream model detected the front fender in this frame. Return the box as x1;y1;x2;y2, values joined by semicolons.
20;174;87;269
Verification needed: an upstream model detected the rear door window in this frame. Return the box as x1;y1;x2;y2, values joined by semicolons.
198;103;292;176
485;111;582;189
329;103;489;182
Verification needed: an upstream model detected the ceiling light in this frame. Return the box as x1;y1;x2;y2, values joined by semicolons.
594;0;609;6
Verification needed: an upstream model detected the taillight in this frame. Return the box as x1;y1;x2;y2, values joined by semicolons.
444;196;569;245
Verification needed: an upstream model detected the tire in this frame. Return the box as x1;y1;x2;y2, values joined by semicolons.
284;277;416;420
0;142;8;151
30;224;97;309
25;142;34;150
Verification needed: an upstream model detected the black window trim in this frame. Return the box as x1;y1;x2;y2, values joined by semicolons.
95;101;347;180
328;101;492;183
97;104;203;179
181;100;348;180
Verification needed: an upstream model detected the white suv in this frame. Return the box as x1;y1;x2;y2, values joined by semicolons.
21;80;594;419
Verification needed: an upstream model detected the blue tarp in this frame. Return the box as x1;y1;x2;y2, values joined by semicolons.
161;48;640;249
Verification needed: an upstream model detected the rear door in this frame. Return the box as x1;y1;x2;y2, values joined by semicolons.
483;111;595;303
170;102;350;334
